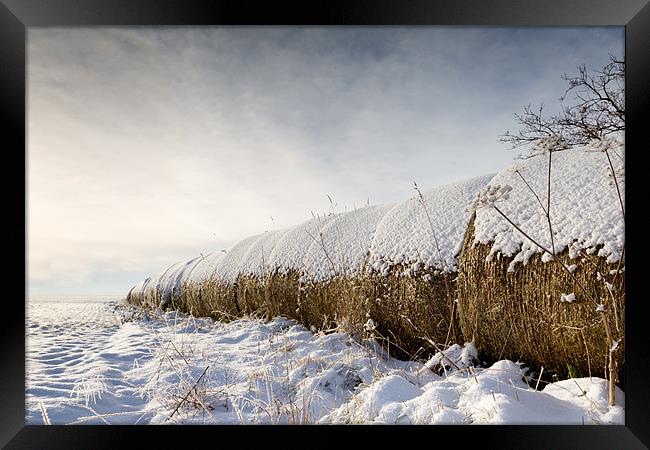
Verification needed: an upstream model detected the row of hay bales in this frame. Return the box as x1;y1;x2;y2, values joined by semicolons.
126;145;625;380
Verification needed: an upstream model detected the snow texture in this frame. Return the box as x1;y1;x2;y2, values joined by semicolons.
473;145;625;271
236;228;292;279
214;233;266;283
301;205;393;282
267;214;340;276
185;251;227;284
368;174;494;275
143;262;183;302
26;297;624;425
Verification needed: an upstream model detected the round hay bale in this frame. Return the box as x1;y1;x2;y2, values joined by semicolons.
182;279;239;321
364;266;460;360
126;277;149;307
300;276;369;335
178;251;230;316
263;270;302;321
457;215;625;379
235;274;268;316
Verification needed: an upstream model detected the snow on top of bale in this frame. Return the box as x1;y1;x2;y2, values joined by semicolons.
158;261;187;297
185;251;227;284
129;277;150;298
368;174;495;275
168;256;202;297
302;205;393;282
214;233;266;283
237;228;292;279
472;144;625;271
268;214;340;276
144;262;181;296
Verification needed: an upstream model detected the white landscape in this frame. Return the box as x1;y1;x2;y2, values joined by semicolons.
26;27;627;430
26;295;623;425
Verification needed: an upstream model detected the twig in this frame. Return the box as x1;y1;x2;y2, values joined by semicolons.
413;182;456;347
421;337;462;372
514;169;547;215
546;151;556;254
497;321;515;361
535;366;544;391
492;205;598;307
168;365;211;420
39;401;51;425
580;328;592;380
603;149;625;220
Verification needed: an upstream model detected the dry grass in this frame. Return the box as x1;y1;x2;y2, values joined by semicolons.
263;270;302;320
131;265;463;363
363;267;461;360
456;215;625;379
299;276;369;336
128;215;624;384
180;279;240;322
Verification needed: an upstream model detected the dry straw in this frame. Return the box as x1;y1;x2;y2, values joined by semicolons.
456;215;624;379
363;266;460;360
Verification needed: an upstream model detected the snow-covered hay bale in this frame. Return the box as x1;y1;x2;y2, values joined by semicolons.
141;262;183;309
457;145;625;379
361;175;494;356
234;229;292;315
260;215;341;322
180;251;239;319
126;277;150;306
126;175;493;354
296;205;394;333
161;256;202;309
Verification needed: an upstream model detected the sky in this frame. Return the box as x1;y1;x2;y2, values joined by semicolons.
27;27;623;296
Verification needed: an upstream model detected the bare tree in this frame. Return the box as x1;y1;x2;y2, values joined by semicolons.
501;55;624;157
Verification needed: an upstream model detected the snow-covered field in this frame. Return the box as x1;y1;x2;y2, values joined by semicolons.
26;297;624;425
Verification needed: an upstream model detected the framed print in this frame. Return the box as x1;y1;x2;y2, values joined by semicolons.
4;0;649;447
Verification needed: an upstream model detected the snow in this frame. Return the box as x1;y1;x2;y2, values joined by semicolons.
26;297;624;425
236;228;292;279
422;341;478;372
301;205;393;282
214;233;266;283
561;293;576;303
267;214;340;276
368;175;494;275
212;205;392;283
129;174;494;295
127;277;149;301
185;251;227;284
142;262;183;304
473;145;625;271
160;257;203;307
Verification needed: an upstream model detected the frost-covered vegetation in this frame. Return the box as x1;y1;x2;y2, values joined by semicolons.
26;301;624;425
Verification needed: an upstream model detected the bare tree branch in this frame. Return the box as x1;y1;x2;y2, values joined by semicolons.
500;56;624;158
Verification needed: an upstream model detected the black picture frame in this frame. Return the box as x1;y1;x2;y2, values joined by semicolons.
4;0;648;447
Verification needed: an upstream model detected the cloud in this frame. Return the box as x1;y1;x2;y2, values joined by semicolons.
27;27;623;294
